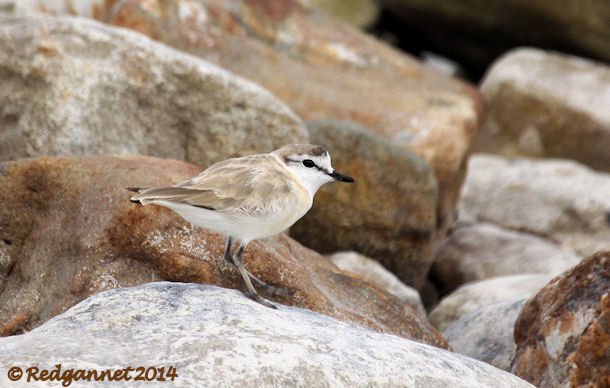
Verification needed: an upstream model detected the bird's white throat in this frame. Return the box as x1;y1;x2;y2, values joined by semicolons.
282;159;334;197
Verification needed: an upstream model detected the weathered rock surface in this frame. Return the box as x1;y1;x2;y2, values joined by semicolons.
0;0;104;17
460;154;610;257
478;48;610;172
0;155;447;348
429;274;554;332
512;251;610;387
433;223;580;294
0;283;534;388
65;0;482;239
327;251;425;315
381;1;610;74
293;120;438;288
444;299;527;371
0;16;307;165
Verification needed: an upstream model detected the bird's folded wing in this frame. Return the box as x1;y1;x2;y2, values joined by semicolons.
132;154;296;214
131;186;243;210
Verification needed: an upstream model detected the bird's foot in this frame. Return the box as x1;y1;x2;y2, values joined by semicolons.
243;291;277;309
256;282;294;299
225;260;292;298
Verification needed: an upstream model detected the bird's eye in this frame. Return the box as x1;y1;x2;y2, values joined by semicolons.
302;159;315;168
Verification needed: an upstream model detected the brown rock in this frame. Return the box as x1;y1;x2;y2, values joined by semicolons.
0;156;447;349
292;120;438;288
0;16;307;166
512;251;610;387
39;0;482;239
478;48;610;172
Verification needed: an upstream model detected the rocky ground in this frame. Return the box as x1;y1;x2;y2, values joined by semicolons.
0;1;609;387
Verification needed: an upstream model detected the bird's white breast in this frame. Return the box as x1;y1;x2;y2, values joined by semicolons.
152;190;312;243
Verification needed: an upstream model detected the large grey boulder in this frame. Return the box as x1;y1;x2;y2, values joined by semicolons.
478;48;610;172
0;283;533;387
444;299;527;371
433;222;580;293
460;154;610;257
429;274;554;332
0;16;307;164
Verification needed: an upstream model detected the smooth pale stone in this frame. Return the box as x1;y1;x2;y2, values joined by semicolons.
429;274;554;332
0;283;534;387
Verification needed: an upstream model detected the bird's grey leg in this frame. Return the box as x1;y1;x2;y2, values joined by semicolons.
223;236;234;265
224;237;292;298
233;242;277;309
225;236;265;285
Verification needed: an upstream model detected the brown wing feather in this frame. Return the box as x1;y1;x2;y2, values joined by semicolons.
132;154;298;215
130;187;214;207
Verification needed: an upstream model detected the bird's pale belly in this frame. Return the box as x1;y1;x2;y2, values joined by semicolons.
155;199;311;243
222;205;311;242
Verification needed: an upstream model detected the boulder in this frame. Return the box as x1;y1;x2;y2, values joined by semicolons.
0;282;534;387
78;0;481;240
0;155;446;348
512;251;610;387
460;154;610;257
429;274;554;332
433;223;580;293
293;120;438;288
444;299;527;371
327;251;425;315
0;16;307;165
477;48;610;172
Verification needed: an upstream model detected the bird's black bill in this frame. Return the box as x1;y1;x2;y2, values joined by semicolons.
329;171;355;183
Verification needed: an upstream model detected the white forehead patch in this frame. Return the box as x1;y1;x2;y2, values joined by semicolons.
312;153;332;172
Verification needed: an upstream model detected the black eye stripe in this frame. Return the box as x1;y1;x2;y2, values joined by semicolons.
286;158;326;173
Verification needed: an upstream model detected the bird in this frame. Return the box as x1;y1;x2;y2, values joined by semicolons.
128;144;355;308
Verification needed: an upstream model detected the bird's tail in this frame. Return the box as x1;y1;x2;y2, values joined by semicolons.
126;187;147;204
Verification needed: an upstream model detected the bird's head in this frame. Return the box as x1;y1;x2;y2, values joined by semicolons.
273;144;355;196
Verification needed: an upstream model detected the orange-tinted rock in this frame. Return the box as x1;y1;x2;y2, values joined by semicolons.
88;0;481;237
512;251;610;387
0;156;447;349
